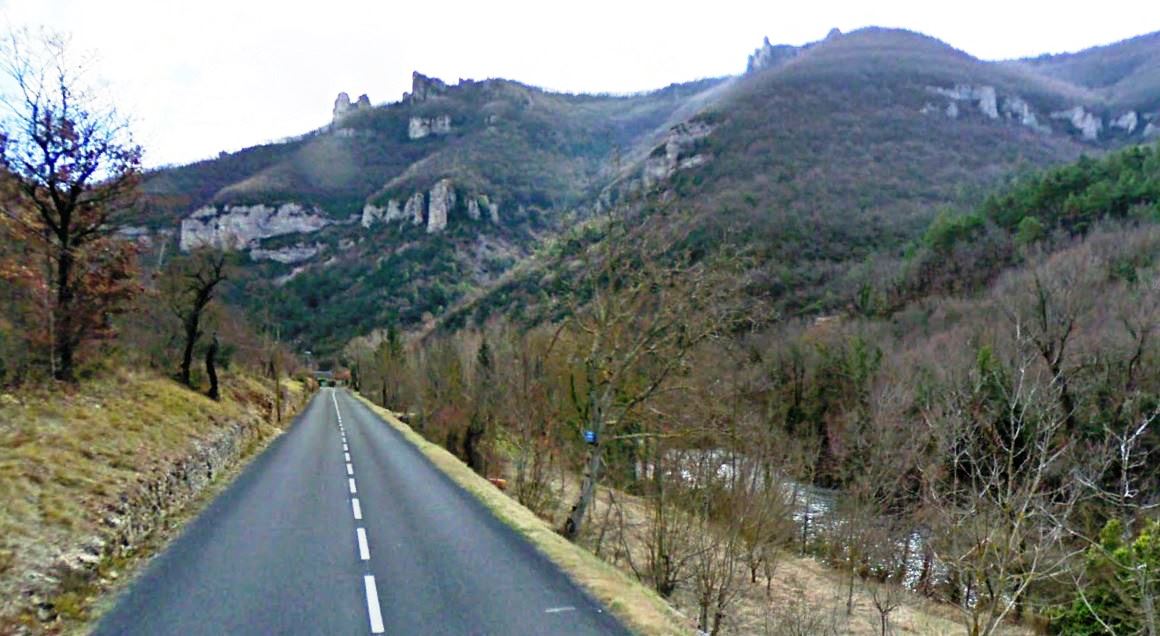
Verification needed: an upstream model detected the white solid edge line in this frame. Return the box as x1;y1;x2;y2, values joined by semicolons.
349;478;357;494
346;463;354;476
352;498;362;520
364;575;385;634
356;527;370;560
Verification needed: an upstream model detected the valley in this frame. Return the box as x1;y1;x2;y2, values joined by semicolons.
1;19;1158;636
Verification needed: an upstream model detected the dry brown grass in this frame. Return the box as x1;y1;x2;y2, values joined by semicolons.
0;369;304;632
526;468;1033;636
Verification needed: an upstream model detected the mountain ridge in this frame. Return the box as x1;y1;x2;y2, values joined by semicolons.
123;26;1160;353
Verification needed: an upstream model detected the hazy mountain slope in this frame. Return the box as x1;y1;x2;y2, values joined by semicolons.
442;28;1156;329
1020;30;1160;112
132;74;731;353
136;75;728;225
132;28;1160;355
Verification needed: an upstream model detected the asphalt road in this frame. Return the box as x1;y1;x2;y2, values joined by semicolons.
94;388;627;635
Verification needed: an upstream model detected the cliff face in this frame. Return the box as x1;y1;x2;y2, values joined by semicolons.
179;203;332;251
408;115;452;139
333;92;372;123
361;179;499;233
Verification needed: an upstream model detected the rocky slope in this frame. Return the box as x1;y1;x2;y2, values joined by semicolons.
129;27;1160;353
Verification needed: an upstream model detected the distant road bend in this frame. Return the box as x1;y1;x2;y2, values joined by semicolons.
96;388;627;635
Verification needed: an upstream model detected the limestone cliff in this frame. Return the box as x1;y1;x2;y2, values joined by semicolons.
642;120;713;188
930;85;999;119
179;203;331;251
426;179;455;233
249;243;322;264
1051;106;1103;140
407;72;448;103
333;92;372;123
362;182;499;232
408;115;453;140
746;37;800;73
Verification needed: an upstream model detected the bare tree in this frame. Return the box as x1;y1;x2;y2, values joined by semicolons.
0;29;141;381
162;248;229;387
1069;407;1160;636
922;329;1084;636
560;205;726;540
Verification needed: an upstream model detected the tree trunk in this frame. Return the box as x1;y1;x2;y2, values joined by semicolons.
180;317;199;386
563;445;603;541
464;416;486;474
53;244;75;382
205;333;220;401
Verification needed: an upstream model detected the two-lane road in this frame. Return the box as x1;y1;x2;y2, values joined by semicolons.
95;388;626;635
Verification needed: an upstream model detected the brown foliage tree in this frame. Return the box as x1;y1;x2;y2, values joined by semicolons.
0;30;141;382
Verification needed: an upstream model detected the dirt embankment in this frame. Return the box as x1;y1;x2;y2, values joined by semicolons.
0;370;310;634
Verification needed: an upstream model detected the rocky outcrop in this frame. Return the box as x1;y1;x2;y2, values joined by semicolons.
363;185;498;231
407;72;447;103
333;92;371;123
404;192;425;225
361;204;384;228
643;120;714;187
408;114;452;140
1145;122;1159;138
1051;106;1103;140
924;85;1125;139
426;179;455;233
249;243;320;264
1111;111;1139;134
1000;96;1050;133
465;195;500;224
930;85;998;119
361;200;405;227
746;36;800;73
180;203;331;251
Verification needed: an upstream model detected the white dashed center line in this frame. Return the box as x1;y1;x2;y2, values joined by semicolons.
356;527;371;560
331;390;384;635
364;575;385;634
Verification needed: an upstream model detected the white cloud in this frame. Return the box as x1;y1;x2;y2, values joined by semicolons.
1;0;1155;166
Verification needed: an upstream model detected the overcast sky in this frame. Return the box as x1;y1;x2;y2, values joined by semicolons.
2;0;1156;167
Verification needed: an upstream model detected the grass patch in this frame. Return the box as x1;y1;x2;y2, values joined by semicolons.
0;370;309;634
351;392;693;636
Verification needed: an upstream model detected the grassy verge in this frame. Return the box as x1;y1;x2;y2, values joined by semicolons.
0;369;308;634
351;393;694;636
